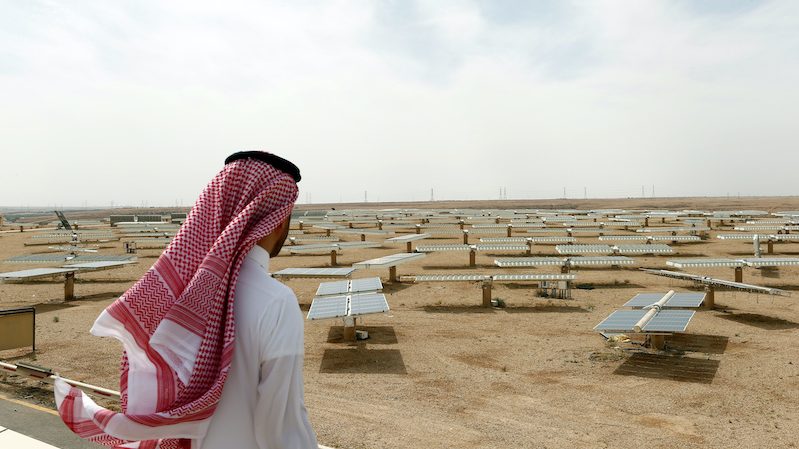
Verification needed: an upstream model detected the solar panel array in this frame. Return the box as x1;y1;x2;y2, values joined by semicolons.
415;244;473;252
386;233;431;243
666;259;744;268
639;268;790;296
556;245;612;255
353;252;425;269
315;277;383;297
594;309;695;333
613;244;673;255
3;254;135;264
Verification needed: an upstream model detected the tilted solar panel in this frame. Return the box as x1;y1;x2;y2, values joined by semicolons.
307;296;349;320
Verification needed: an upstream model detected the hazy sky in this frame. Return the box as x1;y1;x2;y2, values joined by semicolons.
1;0;798;207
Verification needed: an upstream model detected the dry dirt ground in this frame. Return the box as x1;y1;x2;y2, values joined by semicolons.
2;198;799;448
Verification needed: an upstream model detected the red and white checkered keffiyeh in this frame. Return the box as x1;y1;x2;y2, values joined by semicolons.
54;157;299;449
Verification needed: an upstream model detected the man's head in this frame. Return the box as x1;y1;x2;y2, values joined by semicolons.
222;151;300;258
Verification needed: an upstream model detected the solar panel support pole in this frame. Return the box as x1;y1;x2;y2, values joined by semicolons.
526;241;533;256
481;280;492;307
506;225;513;237
330;250;337;266
360;234;366;242
325;229;331;237
644;217;649;227
767;240;774;254
415;224;421;235
469;249;476;268
734;267;743;283
298;221;304;231
406;242;413;253
704;285;715;309
649;335;666;350
64;273;75;301
459;220;465;230
463;230;469;244
343;316;356;342
389;266;398;283
378;220;383;230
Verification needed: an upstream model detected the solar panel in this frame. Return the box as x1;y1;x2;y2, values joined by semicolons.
3;254;134;264
474;244;528;252
624;292;705;308
742;258;799;267
316;277;384;296
644;310;695;333
479;237;529;243
494;257;565;267
613;244;673;254
530;237;577;243
415;244;473;252
594;310;647;332
556;245;612;255
353;252;425;269
716;234;763;240
414;274;488;282
335;229;393;235
639;268;790;296
306;296;349;320
0;267;76;281
492;274;576;281
62;261;136;270
386;233;431;242
636;226;709;233
349;293;390;316
666;259;744;268
598;235;647;241
272;267;355;278
569;256;635;266
649;235;701;242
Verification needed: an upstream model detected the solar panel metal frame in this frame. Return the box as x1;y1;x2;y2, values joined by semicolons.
742;258;799;267
594;309;694;333
492;273;576;281
415;244;473;252
613;244;673;254
568;256;635;266
413;274;489;282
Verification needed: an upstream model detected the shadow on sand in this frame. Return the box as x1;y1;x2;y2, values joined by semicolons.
319;348;406;374
716;312;799;330
614;353;720;384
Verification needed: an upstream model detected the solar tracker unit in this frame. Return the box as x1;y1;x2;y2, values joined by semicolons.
413;274;489;282
335;229;393;235
62;261;136;270
353;252;425;269
306;296;349;320
613;244;673;254
386;233;431;242
598;235;647;241
492;273;576;281
415;244;473;252
0;267;76;281
556;245;612;255
479;237;529;243
742;258;799;267
716;234;763;240
474;244;528;252
530;236;577;244
624;292;705;308
272;267;355;278
649;235;702;242
569;256;635;266
3;254;134;264
494;257;565;267
666;259;744;268
639;268;790;296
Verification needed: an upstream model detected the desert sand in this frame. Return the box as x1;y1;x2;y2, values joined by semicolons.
2;197;799;448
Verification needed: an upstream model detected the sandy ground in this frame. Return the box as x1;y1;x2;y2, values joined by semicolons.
2;198;799;448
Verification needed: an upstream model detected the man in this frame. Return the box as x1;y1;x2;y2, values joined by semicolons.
55;151;318;449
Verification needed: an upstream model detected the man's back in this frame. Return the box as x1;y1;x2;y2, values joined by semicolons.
196;245;317;449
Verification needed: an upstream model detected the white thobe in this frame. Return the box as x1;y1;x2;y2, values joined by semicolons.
195;245;318;449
